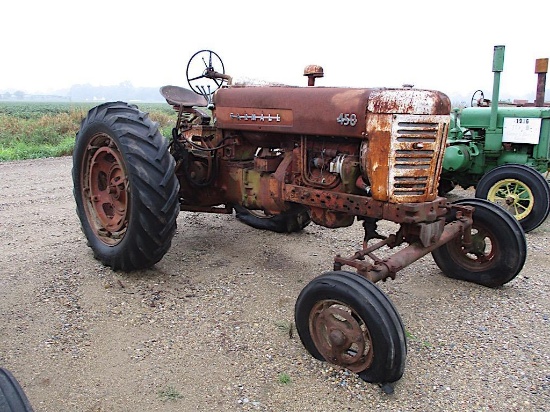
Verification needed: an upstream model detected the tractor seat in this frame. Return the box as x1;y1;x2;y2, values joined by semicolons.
160;85;207;107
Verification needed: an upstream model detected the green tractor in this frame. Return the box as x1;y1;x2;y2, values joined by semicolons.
440;45;550;232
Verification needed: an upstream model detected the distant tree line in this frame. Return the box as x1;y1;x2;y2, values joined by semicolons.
0;82;166;103
68;81;165;102
1;90;27;100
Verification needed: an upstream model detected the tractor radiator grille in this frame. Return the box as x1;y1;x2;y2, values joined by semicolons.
389;115;448;202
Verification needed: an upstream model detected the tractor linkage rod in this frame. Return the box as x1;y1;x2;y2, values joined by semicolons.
334;207;474;283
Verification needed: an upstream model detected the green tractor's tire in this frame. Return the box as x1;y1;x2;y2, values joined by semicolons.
295;271;407;385
475;164;550;233
72;101;180;271
234;204;311;233
432;198;526;287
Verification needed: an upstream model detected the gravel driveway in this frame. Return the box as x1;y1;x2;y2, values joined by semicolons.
0;156;548;411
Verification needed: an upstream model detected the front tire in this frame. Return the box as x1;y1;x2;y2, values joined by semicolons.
295;271;406;384
431;198;526;287
475;164;550;232
72;102;180;271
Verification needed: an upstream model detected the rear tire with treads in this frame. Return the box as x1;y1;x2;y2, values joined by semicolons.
72;101;180;271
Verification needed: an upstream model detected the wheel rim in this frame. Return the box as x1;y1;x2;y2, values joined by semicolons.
81;133;129;245
309;299;373;373
447;222;499;272
487;178;534;221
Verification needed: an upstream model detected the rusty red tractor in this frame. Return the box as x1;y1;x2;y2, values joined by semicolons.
72;50;527;388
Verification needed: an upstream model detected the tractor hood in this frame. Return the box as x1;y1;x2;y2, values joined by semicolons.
213;86;450;138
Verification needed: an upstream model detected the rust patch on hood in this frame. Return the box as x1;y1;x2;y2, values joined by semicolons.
367;89;451;115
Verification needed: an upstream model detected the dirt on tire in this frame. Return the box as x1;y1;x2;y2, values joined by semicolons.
1;156;549;411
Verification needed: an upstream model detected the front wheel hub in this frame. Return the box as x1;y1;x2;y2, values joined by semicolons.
309;300;373;372
328;329;347;347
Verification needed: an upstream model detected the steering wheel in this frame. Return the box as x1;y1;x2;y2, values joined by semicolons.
471;89;485;107
186;50;227;96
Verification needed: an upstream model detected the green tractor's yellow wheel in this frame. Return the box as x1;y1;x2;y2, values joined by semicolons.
476;164;550;233
486;178;534;221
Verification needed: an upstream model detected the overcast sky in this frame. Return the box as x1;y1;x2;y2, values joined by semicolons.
3;0;549;102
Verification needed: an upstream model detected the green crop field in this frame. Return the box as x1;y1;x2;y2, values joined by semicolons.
0;101;176;161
